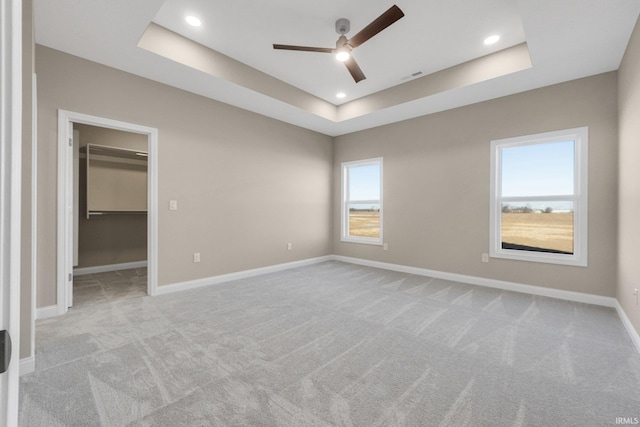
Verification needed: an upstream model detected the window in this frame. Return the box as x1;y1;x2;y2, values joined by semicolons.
341;158;383;245
490;127;588;266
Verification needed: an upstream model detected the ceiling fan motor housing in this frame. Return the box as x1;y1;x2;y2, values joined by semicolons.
335;18;350;35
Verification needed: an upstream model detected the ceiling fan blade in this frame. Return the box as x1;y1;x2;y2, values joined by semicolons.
273;44;334;53
347;5;404;48
344;56;366;83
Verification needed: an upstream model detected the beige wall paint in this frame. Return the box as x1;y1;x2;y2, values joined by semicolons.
618;17;640;335
77;215;147;268
334;73;619;297
20;0;34;359
35;45;333;306
75;124;147;268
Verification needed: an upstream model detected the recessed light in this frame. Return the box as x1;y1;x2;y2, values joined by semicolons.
336;92;346;99
185;15;202;27
484;35;500;45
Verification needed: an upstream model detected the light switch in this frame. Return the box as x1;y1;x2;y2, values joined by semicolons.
169;200;178;211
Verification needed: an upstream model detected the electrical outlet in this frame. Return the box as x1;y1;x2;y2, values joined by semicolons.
193;252;200;263
482;253;489;263
383;243;388;251
287;243;292;251
634;288;638;305
169;200;178;211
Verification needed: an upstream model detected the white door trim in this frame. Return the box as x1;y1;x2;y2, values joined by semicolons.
29;73;37;374
0;0;22;423
57;110;159;315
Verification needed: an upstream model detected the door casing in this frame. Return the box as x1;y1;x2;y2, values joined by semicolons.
0;0;23;424
56;110;159;315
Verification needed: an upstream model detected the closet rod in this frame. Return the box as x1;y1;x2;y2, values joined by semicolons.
88;211;147;216
81;143;148;160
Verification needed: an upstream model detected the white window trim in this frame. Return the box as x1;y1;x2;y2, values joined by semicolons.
341;157;383;245
489;127;588;267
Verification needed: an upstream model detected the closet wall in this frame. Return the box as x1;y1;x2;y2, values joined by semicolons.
75;123;147;268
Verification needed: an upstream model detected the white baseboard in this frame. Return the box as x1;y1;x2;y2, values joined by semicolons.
331;255;616;308
157;256;333;295
615;300;640;354
36;305;60;320
20;356;35;376
73;260;147;276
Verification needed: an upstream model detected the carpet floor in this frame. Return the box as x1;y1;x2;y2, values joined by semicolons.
72;268;148;306
19;261;640;426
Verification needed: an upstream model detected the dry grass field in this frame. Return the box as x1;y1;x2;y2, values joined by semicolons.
349;211;380;238
501;212;574;253
347;211;572;253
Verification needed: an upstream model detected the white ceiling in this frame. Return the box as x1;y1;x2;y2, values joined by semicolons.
153;0;527;104
34;0;640;137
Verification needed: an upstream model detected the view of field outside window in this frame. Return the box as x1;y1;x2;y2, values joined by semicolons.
347;163;381;238
500;140;575;254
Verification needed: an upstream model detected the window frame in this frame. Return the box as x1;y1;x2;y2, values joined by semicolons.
341;157;383;245
489;127;588;267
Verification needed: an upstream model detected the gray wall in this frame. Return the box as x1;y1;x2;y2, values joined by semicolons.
75;123;148;268
618;18;640;334
334;73;619;297
35;45;333;306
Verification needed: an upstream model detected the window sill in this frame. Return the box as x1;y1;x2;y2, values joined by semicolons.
490;249;587;267
341;236;383;246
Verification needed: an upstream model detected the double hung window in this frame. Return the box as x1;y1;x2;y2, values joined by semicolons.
490;127;588;266
341;158;383;245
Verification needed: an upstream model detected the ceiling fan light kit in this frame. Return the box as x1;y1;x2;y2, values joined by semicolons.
336;49;351;62
273;4;405;83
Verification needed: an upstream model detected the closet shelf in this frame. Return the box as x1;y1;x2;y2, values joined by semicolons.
80;143;148;161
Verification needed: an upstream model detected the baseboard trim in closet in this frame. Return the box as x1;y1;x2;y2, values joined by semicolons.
73;260;147;276
36;305;59;320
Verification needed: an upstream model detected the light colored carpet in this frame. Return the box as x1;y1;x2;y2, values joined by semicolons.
19;261;640;426
72;268;147;306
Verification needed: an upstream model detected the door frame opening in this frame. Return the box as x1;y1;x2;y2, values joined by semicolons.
56;110;159;314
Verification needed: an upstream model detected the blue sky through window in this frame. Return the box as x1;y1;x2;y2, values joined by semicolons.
501;140;574;198
349;163;380;202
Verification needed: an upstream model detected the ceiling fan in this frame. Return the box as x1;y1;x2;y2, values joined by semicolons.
273;5;405;83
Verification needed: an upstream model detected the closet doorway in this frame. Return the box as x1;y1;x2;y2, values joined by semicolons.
57;110;158;315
